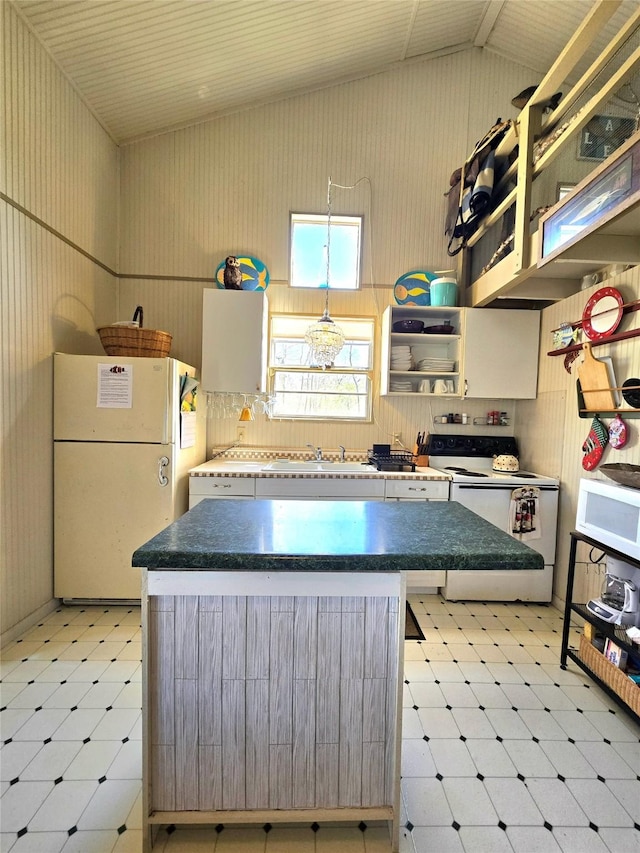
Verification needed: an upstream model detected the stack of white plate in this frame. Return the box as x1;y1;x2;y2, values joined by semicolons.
390;379;413;392
390;345;412;371
415;357;455;372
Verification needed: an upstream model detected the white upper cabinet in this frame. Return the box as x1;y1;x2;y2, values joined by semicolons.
463;308;539;399
201;290;268;393
380;305;540;400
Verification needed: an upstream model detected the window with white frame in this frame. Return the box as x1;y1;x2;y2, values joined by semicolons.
269;315;374;420
290;213;362;289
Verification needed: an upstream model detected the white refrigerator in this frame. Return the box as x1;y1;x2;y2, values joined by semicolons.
54;353;206;600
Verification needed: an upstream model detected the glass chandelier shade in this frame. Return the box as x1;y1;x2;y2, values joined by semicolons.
305;305;345;369
305;176;345;370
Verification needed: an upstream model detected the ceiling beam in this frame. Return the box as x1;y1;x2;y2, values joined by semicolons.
527;0;622;108
473;0;506;47
400;0;421;61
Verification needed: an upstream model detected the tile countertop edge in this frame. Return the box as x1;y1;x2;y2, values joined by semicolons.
132;499;544;572
189;463;449;480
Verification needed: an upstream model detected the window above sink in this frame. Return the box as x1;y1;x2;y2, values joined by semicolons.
269;314;375;421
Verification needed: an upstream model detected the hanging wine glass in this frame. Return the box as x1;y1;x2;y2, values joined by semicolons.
238;394;254;422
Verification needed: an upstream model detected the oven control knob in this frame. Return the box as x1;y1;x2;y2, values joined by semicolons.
446;438;457;448
433;439;445;451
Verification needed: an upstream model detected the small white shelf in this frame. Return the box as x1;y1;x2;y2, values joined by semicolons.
382;305;463;397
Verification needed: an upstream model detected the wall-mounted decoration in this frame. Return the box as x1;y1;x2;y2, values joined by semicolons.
581;286;623;341
577;115;635;161
393;270;437;306
552;321;580;350
215;256;270;290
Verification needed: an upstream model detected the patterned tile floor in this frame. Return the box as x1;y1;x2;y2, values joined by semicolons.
1;596;639;852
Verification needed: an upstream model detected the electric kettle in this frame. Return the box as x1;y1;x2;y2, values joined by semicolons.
492;454;519;472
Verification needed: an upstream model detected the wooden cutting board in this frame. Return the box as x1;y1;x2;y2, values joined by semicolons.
577;342;615;411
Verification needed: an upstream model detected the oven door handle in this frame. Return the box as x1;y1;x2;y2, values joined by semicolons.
454;484;559;491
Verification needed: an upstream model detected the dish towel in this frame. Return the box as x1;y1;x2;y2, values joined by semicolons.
508;487;542;541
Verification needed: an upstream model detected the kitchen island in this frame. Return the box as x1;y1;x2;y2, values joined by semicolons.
133;498;543;851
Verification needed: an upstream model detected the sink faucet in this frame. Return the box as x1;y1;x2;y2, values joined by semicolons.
339;445;346;462
306;443;323;461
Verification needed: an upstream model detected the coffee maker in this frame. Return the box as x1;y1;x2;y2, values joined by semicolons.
587;556;640;627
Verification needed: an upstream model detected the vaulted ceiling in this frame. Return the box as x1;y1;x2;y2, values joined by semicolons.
10;0;638;144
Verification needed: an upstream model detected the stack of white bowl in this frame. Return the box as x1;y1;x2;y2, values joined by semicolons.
390;345;412;371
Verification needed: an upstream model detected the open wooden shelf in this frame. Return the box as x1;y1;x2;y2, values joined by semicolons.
460;4;640;308
547;325;640;357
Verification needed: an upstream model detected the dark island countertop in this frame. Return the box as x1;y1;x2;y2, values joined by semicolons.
133;498;543;573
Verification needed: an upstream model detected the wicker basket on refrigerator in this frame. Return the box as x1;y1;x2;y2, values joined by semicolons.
97;306;172;357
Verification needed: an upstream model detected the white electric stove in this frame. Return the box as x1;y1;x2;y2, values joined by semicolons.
426;434;560;602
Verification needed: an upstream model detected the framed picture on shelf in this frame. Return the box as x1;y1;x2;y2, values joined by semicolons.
556;182;576;202
577;115;636;161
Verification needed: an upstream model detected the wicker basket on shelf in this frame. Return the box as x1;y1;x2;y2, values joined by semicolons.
97;306;172;357
578;634;640;715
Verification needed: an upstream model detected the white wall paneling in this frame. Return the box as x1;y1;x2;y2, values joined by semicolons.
1;4;119;266
3;0;639;639
118;49;535;284
1;2;118;637
116;47;536;455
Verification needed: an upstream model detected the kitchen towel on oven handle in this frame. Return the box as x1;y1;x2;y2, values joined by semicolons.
508;487;542;541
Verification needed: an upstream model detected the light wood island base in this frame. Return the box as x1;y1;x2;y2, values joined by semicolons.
141;570;405;852
135;497;544;850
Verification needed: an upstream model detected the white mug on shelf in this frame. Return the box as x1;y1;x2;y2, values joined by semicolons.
433;379;448;394
419;379;431;393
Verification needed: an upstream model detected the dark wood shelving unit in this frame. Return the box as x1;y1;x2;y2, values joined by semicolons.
561;530;640;724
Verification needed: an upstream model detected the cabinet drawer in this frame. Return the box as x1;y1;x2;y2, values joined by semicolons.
384;480;449;500
255;477;385;499
189;476;256;497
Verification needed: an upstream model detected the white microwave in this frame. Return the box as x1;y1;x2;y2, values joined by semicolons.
576;478;640;560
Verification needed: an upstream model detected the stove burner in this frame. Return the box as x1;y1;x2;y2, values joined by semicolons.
510;471;535;478
444;467;489;477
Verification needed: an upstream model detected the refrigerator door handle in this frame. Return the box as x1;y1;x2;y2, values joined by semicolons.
158;456;170;486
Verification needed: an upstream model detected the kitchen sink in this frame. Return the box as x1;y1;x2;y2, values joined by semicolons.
262;461;375;473
196;460;264;472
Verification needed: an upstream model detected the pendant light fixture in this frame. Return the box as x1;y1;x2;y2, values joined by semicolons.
305;176;345;369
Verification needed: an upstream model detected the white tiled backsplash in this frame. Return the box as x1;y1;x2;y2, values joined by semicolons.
209;446;369;463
